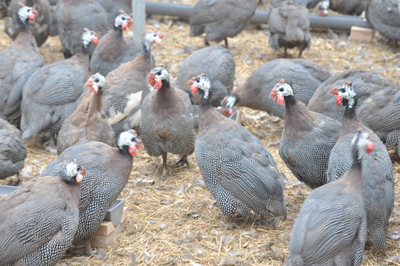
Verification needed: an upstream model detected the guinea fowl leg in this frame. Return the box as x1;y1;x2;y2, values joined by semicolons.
224;38;228;48
298;48;303;58
284;47;288;58
176;155;189;167
204;39;210;46
84;239;92;255
161;153;170;178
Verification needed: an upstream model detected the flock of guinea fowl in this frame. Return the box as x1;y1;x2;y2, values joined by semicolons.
0;0;399;265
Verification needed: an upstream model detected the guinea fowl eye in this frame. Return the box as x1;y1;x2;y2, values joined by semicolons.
95;79;99;82
122;17;126;20
153;34;156;37
279;88;284;92
340;89;345;92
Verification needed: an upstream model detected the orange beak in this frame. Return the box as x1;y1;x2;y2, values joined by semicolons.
84;79;98;94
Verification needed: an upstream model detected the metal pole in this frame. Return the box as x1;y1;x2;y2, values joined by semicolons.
133;0;146;43
145;1;373;31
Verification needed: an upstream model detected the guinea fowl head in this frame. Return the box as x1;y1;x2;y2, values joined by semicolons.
187;73;211;99
269;79;294;105
330;81;356;108
143;31;164;51
318;0;330;16
147;65;170;90
85;73;105;94
115;10;134;31
117;130;143;157
351;128;375;161
17;3;38;25
220;95;236;116
82;28;99;48
64;159;86;184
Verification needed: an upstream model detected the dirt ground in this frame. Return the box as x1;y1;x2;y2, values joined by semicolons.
0;0;400;265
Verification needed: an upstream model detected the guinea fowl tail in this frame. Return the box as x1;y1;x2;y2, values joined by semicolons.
286;15;305;42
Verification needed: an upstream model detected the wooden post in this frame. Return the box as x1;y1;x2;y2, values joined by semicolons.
132;0;146;43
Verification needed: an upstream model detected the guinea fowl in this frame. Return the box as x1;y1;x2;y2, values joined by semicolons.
0;118;27;180
189;74;287;220
269;80;341;188
40;130;142;254
221;59;331;119
327;82;394;251
270;0;321;8
102;31;163;138
5;0;52;47
176;45;235;107
0;160;85;266
20;29;98;141
358;84;400;157
328;0;368;15
189;0;258;47
52;0;111;58
90;10;143;76
57;73;115;155
268;0;311;58
140;66;196;177
286;130;372;266
308;69;394;121
366;0;400;44
95;0;131;25
0;4;44;126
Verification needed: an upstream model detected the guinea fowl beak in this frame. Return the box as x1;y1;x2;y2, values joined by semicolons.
76;167;85;183
84;79;98;94
155;33;164;45
329;87;339;95
122;18;134;31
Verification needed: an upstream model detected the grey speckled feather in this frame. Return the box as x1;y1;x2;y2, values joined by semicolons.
52;0;111;58
287;132;369;266
95;0;131;25
367;0;400;42
5;0;52;47
39;140;134;246
0;118;27;180
268;1;311;57
189;0;257;44
176;45;235;107
0;173;80;265
358;84;400;156
226;59;330;119
90;26;144;76
270;0;320;8
193;74;286;219
140;70;196;168
327;93;394;250
20;52;89;139
0;27;44;125
329;0;368;15
308;69;394;121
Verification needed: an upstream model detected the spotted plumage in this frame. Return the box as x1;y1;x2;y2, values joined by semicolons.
287;130;371;266
0;161;84;266
39;130;141;254
140;66;196;175
270;80;341;188
327;82;394;250
191;74;286;219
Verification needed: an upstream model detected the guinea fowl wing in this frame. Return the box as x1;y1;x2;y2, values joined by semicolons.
196;121;284;212
33;67;86;106
190;0;224;25
289;184;366;265
0;177;74;263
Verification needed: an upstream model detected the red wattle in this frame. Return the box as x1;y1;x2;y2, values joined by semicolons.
336;95;343;106
129;146;137;156
228;109;234;116
191;84;199;94
92;36;99;45
366;142;375;154
154;79;162;90
29;13;35;21
277;95;285;105
122;22;127;31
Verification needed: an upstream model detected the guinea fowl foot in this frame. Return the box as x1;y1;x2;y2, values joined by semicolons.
224;38;228;48
204;39;210;46
176;155;189;167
